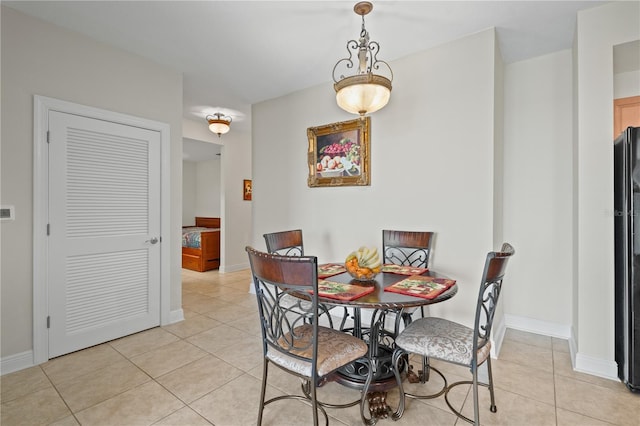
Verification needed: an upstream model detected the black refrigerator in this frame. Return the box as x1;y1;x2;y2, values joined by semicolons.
614;126;640;392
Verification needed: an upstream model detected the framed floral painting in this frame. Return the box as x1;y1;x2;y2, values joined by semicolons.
307;117;370;187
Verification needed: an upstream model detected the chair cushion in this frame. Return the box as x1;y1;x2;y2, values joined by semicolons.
268;325;368;378
395;317;491;366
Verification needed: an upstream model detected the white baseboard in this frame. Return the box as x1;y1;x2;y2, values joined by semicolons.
3;310;187;376
504;313;571;338
568;326;578;366
1;350;35;376
491;314;507;358
574;351;618;381
504;314;618;381
168;308;185;324
220;262;249;273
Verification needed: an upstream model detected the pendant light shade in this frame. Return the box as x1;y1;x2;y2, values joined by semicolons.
333;2;393;117
206;113;232;137
334;74;392;116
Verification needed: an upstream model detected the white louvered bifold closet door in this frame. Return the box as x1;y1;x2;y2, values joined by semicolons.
48;111;161;358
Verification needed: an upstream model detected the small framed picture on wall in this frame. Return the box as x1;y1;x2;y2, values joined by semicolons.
243;179;252;201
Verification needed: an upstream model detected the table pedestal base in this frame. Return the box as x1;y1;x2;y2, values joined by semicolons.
367;391;390;420
335;353;404;425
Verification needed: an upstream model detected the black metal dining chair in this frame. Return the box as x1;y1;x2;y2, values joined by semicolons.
263;229;336;328
246;246;370;426
382;230;435;321
382;230;434;270
263;229;304;257
391;243;515;425
382;230;435;383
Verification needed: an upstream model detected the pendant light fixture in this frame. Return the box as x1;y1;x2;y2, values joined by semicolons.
206;113;232;137
333;1;393;117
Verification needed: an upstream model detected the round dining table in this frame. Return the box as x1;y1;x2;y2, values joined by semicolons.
317;268;457;309
313;268;458;423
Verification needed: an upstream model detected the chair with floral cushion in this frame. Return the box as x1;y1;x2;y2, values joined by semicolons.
391;243;515;425
246;246;370;426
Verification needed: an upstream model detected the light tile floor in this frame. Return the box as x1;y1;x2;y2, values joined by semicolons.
2;268;639;425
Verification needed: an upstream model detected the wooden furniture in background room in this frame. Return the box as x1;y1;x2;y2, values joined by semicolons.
614;96;640;138
182;217;221;272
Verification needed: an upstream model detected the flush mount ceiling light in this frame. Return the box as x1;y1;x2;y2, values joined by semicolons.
206;112;232;137
333;1;393;117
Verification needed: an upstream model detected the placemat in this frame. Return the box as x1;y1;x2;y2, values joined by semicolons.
317;263;347;278
384;275;456;300
381;264;429;276
313;279;376;301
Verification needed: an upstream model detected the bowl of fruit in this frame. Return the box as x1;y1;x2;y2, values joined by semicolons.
345;246;382;282
317;155;345;177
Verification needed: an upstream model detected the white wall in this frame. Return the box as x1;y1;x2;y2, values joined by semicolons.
182;159;222;226
252;29;501;327
220;124;253;272
183;161;197;226
0;7;183;359
614;70;640;99
182;117;253;272
196;159;222;217
575;1;640;377
492;35;506;341
503;50;574;333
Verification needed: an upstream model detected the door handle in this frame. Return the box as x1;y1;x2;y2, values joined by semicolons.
146;237;159;244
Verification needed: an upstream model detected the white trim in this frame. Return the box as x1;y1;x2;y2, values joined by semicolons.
568;326;579;364
33;95;172;364
505;315;618;381
220;262;250;273
575;352;618;381
159;113;172;326
169;309;185;324
1;351;35;376
503;313;572;339
491;313;507;358
33;98;49;365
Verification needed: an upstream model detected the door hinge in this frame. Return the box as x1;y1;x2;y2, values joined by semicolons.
46;130;50;144
47;223;50;236
47;316;50;328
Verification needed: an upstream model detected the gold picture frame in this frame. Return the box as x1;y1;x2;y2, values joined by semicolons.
307;117;371;187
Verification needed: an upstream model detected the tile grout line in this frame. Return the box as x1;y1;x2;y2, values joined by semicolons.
39;363;82;425
551;345;559;426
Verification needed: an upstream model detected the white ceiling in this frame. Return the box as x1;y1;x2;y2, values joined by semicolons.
5;0;612;161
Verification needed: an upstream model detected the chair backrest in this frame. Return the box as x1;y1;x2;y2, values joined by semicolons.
382;230;434;268
263;229;304;256
245;246;320;374
472;243;515;357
